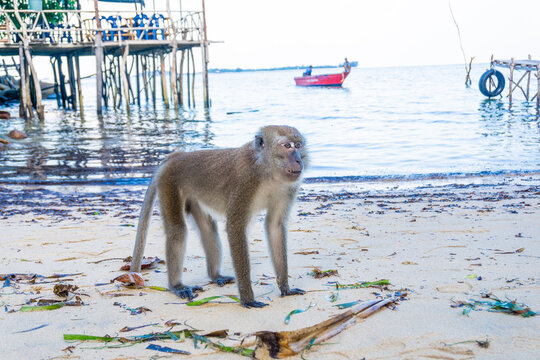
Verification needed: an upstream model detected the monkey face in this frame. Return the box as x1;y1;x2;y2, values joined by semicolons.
278;140;304;182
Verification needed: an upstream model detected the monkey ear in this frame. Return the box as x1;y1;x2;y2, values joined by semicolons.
255;135;264;149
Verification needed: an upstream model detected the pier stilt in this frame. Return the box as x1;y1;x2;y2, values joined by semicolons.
18;43;28;120
120;45;131;112
75;54;84;116
160;50;169;108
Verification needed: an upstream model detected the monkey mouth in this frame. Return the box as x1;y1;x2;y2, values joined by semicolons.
286;170;302;179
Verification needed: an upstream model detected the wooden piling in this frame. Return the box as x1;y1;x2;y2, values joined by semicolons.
67;54;77;109
50;58;61;108
160;51;169;108
94;0;104;115
135;55;141;106
166;0;179;109
75;54;84;116
152;52;156;104
178;50;185;107
120;45;131;112
190;48;196;107
201;41;210;107
18;43;28;120
537;61;540;109
57;56;67;108
509;57;514;104
142;55;149;101
526;54;531;100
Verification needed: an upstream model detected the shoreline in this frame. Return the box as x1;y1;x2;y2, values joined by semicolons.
0;173;538;359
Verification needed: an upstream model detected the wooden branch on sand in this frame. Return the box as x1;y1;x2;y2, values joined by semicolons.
253;298;393;359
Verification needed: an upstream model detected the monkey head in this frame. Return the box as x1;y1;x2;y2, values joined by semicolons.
254;125;309;182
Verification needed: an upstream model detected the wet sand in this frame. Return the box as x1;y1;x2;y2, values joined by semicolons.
0;174;539;359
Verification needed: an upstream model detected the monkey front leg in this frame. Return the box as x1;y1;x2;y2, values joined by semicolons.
265;210;305;297
226;218;268;308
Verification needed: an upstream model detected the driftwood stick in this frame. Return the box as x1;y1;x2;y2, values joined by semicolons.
254;298;393;359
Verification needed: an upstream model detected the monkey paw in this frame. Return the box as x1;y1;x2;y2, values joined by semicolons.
241;300;268;309
213;276;235;287
171;284;204;301
281;288;306;296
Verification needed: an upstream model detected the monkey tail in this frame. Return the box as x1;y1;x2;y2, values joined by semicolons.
131;171;159;272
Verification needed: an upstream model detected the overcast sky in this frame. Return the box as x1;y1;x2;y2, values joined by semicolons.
181;0;540;69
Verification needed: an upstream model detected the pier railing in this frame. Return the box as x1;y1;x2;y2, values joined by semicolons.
0;9;202;45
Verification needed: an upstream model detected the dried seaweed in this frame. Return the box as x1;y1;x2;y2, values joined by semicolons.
284;303;315;324
20;303;65;312
451;293;537;317
53;284;79;297
329;279;390;290
309;268;338;279
186;295;240;306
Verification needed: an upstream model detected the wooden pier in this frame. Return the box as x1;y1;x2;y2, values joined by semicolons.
0;3;211;119
479;55;540;108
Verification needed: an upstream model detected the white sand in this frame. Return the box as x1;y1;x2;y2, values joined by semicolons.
0;174;538;359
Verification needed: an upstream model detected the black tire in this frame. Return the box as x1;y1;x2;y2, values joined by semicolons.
479;69;505;97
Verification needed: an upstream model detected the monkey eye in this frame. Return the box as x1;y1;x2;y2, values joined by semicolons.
283;142;292;149
294;142;302;149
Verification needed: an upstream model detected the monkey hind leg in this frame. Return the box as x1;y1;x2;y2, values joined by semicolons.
159;186;203;299
188;199;235;286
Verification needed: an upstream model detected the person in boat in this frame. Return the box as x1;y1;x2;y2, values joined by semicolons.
343;58;351;73
303;65;313;76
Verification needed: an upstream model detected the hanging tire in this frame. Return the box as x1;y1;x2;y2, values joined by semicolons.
479;69;505;97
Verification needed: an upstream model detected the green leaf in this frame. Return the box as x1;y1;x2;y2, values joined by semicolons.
64;334;116;342
186;295;239;306
147;286;169;291
284;302;315;324
20;303;65;312
333;300;361;309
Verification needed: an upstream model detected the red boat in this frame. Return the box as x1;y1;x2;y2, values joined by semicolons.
294;71;350;86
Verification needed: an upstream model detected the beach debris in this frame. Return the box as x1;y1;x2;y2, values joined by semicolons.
309;268;338;279
186;295;240;306
442;338;490;348
284;303;316;324
146;344;191;355
119;323;159;333
7;129;27;140
20;302;65;312
451;293;537;317
111;272;145;288
120;256;164;271
0;138;8;144
326;292;338;303
12;324;49;334
495;247;525;254
113;301;152;315
53;284;79;297
0;110;11;119
64;328;250;356
147;285;169;291
254;298;395;358
333;300;362;309
294;250;319;255
328;279;390;290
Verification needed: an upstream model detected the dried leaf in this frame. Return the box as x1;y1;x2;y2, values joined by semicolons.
309;268;338;279
54;284;79;297
294;251;319;255
121;257;164;271
111;272;145;288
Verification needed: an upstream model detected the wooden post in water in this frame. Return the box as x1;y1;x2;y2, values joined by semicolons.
51;58;61;108
120;45;131;112
509;57;514;104
178;50;185;107
94;0;104;115
135;55;141;105
526;54;531;100
201;0;210;107
75;54;84;116
190;48;196;107
166;0;179;109
57;56;67;108
67;54;77;110
18;43;28;120
160;51;169;108
537;61;540;109
152;52;157;104
142;56;149;101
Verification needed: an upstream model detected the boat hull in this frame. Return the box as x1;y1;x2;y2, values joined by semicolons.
294;71;349;86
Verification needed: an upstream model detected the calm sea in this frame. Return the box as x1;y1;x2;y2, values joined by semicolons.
0;64;539;184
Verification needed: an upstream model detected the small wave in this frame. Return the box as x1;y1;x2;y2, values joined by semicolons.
1;169;538;186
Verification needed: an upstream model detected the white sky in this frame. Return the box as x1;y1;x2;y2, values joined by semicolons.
180;0;540;69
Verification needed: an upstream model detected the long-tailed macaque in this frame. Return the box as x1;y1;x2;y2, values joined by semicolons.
131;125;309;308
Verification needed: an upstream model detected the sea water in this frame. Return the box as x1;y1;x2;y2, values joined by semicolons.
0;64;539;184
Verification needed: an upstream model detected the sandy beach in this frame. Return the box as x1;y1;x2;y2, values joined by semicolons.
0;174;538;359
